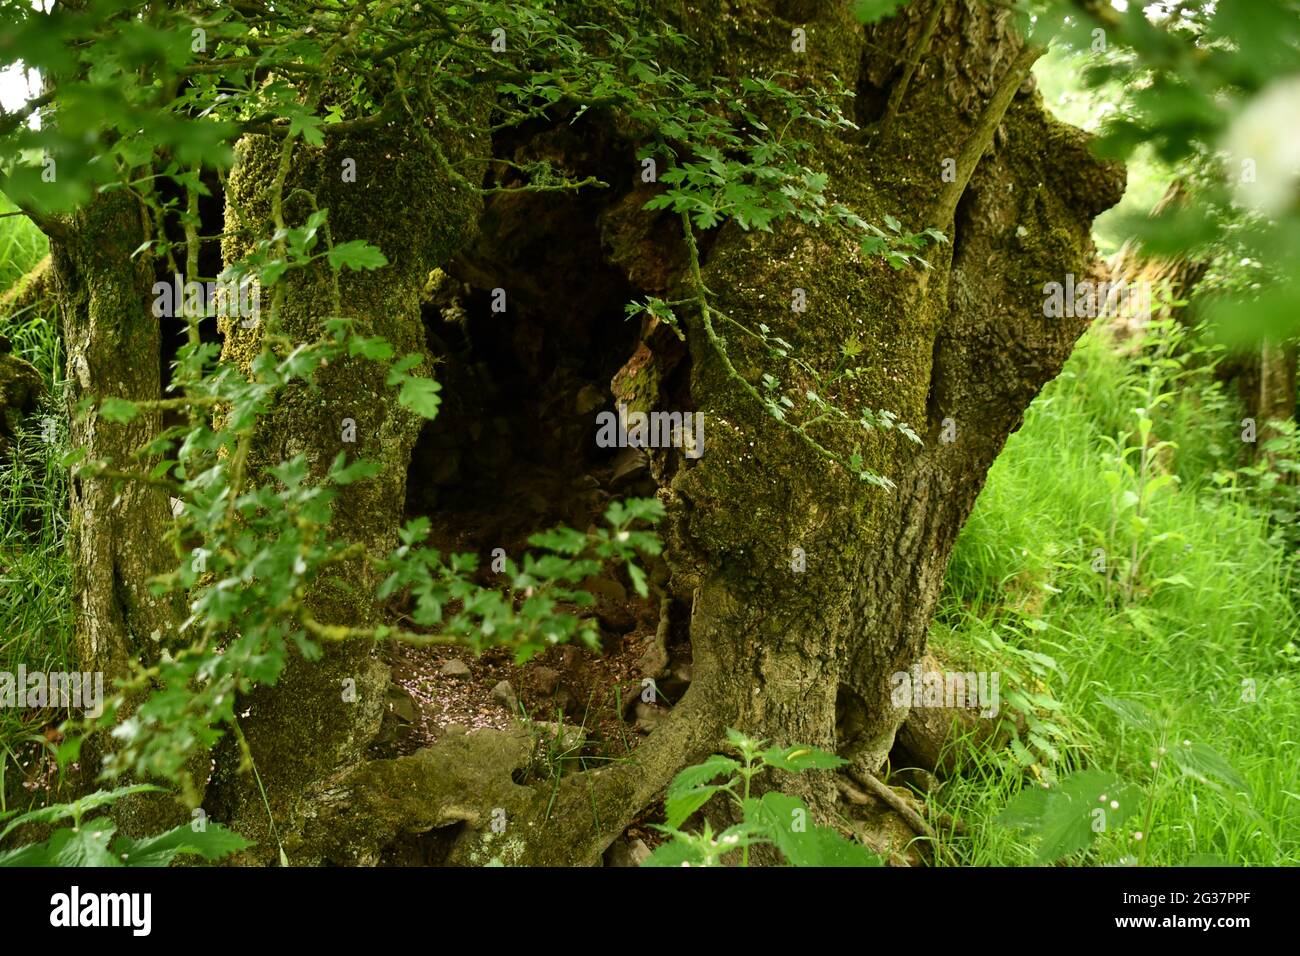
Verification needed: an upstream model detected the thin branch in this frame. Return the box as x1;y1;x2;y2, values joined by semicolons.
74;466;183;495
0;167;68;240
928;40;1045;229
879;0;946;138
679;212;845;471
0;91;53;138
300;614;465;648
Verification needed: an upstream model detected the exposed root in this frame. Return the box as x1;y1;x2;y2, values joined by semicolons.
292;669;724;866
504;678;723;866
847;767;935;841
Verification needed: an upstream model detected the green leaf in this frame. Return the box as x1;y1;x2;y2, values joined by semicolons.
0;840;59;867
348;336;395;361
527;526;588;555
998;770;1139;864
664;783;727;830
0;821;123;867
0;785;161;842
327;240;388;271
288;110;325;147
1098;696;1160;734
328;453;382;486
99;397;140;423
54;822;124;867
113;822;252;866
398;375;442;419
1168;742;1250;797
750;792;881;866
759;745;846;773
641;836;710;867
386;353;423;385
627;562;648;597
667;755;741;800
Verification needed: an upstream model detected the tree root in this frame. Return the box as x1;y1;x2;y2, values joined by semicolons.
846;768;935;841
292;675;725;866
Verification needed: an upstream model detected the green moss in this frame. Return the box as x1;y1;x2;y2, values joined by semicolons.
208;117;489;864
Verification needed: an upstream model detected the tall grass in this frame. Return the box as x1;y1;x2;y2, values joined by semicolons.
931;324;1299;866
0;201;70;814
0;193;47;292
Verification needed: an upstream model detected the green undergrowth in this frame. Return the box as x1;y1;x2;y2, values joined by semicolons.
929;324;1298;866
0;207;70;815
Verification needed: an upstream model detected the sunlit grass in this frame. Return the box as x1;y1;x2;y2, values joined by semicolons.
932;329;1298;866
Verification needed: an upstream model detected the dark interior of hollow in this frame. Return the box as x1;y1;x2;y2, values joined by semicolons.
404;113;673;553
162;116;697;792
155;115;685;551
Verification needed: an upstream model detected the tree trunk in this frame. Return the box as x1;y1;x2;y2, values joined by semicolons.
530;0;1122;860
204;122;486;861
277;0;1124;865
49;0;1124;864
47;189;186;830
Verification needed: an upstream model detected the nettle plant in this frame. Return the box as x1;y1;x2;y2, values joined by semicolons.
0;0;938;824
997;696;1256;866
1086;314;1195;606
973;625;1074;785
0;785;248;867
645;729;882;867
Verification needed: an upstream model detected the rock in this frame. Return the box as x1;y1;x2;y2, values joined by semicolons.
902;768;941;795
635;701;667;733
582;575;627;604
297;723;538;867
491;680;518;713
606;838;652;867
637;640;669;679
532;666;561;695
598;607;636;635
0;351;43;447
896;652;1009;775
440;659;471;678
583;576;635;633
386;688;417;723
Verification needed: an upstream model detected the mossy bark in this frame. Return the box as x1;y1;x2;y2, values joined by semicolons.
0;350;42;450
46;189;187;832
205;122;485;862
571;0;1123;845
